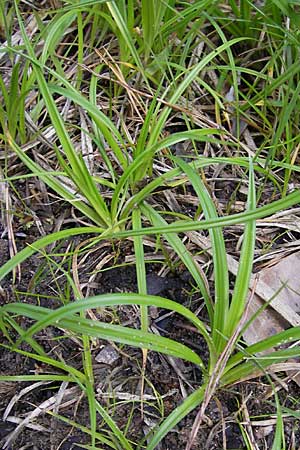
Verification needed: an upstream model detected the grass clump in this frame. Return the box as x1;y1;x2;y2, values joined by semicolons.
1;1;300;448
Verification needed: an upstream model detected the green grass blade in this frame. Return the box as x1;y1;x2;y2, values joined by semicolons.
141;0;167;59
134;87;161;159
221;346;300;386
106;1;146;81
111;129;223;218
40;10;76;64
226;326;300;371
85;378;97;448
46;411;118;449
14;3;112;227
0;374;73;382
6;134;106;225
148;37;249;147
0;345;86;382
132;209;148;334
2;295;208;368
225;162;256;338
2;314;46;356
95;400;134;450
145;385;206;450
5;306;202;366
1;190;299;284
271;393;285;450
173;156;229;354
141;202;214;329
49;84;128;170
116;190;300;238
0;227;103;282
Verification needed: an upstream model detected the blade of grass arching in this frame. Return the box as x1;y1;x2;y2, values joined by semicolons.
121;156;246;221
225;326;300;372
49;84;128;171
40;10;76;64
0;345;86;383
2;296;208;368
3;304;203;366
114;190;300;242
5;133;105;226
135;127;224;172
173;157;229;355
141;202;214;333
124;153;292;217
225;163;256;339
212;65;269;82
220;346;300;387
144;385;206;450
1;190;300;283
147;37;248;148
0;226;103;282
14;5;112;228
62;316;203;365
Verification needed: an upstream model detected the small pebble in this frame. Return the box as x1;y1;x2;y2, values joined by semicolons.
95;345;119;365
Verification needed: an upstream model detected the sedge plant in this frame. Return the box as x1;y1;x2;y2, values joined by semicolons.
1;0;300;448
1;160;300;449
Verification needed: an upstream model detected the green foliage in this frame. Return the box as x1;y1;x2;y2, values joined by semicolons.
1;0;300;447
